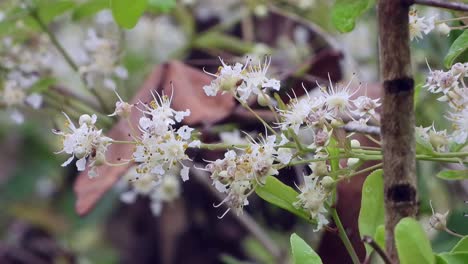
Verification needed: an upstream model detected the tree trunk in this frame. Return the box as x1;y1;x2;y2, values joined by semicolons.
377;0;418;262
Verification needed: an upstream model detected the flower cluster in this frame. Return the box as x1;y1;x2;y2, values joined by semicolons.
409;9;436;41
205;135;291;217
0;36;52;123
132;91;198;183
408;9;452;41
203;56;280;102
54;113;112;177
277;77;380;142
294;175;333;231
424;63;468;144
79;29;128;90
120;166;181;216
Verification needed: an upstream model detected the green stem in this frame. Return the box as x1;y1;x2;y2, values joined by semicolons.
30;10;79;72
331;208;361;264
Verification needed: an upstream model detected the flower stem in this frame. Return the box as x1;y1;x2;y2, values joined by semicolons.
331;208;361;264
30;12;78;71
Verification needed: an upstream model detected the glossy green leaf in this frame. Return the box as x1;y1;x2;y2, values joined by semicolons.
255;176;313;223
290;233;322;264
72;0;109;20
437;252;468;264
331;0;374;33
451;236;468;253
111;0;147;29
395;218;435;264
444;30;468;68
437;170;468;180
359;169;384;257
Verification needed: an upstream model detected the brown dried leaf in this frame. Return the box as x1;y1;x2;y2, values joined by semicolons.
74;61;235;215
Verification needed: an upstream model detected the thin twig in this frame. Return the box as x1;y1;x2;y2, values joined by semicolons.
362;236;393;264
191;166;285;262
409;0;468;12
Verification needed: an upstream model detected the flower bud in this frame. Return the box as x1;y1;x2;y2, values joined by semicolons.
347;157;360;167
428;131;448;151
350;139;361;148
331;118;344;128
257;93;271;107
436;23;451;35
429;211;448;231
321;176;335;191
79;114;94;125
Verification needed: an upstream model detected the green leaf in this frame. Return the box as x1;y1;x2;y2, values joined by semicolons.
451;236;468;253
395;218;435;264
37;0;76;23
255;176;313;223
435;255;448;264
72;0;109;20
374;225;385;250
147;0;176;13
437;170;468;180
358;169;384;257
331;0;374;33
290;233;322;264
111;0;147;29
444;30;468;68
437;252;468;264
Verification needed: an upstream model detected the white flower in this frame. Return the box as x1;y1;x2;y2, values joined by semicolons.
320;77;358;115
133;90;196;182
409;9;435;41
138;91;190;135
80;28;127;89
54;113;112;176
206;134;291;217
203;57;246;96
120;167;182;216
277;94;318;133
0;79;43;123
294;175;330;231
352;95;381;117
238;56;281;102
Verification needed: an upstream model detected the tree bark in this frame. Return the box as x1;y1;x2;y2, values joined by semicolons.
377;0;418;262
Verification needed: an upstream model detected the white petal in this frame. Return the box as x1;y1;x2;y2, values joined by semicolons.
180;165;190;182
76;157;87;171
151;165;165;175
150;201;163;216
188;140;201;148
277;148;292;164
120;191;137;204
25;93;43;109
